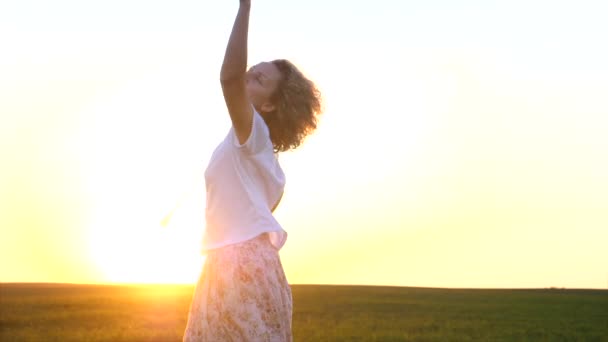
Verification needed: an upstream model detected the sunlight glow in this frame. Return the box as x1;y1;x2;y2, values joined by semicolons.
2;0;607;289
77;68;215;284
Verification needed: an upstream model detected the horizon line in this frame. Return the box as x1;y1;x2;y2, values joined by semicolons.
1;281;606;291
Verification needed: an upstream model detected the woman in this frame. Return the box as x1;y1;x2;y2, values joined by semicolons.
182;0;322;341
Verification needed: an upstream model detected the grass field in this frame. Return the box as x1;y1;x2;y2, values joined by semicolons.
1;283;607;341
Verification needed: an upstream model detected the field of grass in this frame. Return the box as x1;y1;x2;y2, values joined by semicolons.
1;283;607;341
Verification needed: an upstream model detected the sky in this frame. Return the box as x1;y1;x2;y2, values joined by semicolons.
1;0;607;289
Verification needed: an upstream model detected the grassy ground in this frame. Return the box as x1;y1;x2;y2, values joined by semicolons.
1;283;607;341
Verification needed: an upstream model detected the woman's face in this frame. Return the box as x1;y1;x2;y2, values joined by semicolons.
246;62;283;114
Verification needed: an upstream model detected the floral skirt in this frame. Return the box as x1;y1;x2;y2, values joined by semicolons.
183;232;293;342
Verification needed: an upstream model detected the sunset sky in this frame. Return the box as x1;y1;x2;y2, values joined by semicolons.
1;0;607;289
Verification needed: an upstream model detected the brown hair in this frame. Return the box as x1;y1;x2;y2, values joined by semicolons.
263;59;323;153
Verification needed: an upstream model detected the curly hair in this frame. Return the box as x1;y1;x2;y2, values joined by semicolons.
261;59;323;153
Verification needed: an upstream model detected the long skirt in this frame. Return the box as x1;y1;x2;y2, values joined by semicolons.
183;232;293;342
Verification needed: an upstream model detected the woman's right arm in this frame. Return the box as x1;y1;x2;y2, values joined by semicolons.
220;0;253;145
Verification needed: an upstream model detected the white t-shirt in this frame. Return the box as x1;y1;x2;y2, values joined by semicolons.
201;107;287;254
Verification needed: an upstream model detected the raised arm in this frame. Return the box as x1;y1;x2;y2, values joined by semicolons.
220;0;253;145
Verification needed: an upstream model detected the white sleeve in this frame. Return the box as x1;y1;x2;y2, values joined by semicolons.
231;105;272;155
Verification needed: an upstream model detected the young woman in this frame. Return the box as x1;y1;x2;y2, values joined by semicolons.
182;0;322;341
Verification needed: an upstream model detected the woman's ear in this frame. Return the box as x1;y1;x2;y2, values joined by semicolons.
261;102;276;113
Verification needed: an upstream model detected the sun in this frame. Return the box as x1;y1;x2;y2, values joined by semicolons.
87;220;204;284
76;67;223;284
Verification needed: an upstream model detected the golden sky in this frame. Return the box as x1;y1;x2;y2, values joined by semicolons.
1;0;607;289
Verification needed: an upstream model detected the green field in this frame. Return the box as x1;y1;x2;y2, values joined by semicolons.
1;283;606;341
